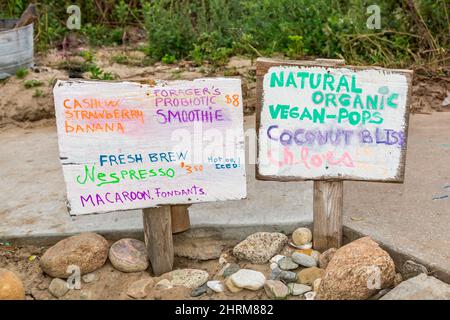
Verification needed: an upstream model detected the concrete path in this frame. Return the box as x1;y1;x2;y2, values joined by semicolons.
0;113;449;282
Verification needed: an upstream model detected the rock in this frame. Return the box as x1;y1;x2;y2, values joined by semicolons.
318;248;336;269
191;284;208;297
292;252;317;267
79;291;92;300
305;291;316;300
162;269;209;289
174;238;224;261
310;250;321;263
82;273;98;283
155;279;173;290
219;253;228;265
295;248;313;256
109;238;148;273
225;277;242;293
264;280;289;299
48;278;69;298
217;263;230;277
126;278;154;299
222;264;240;278
230;269;266;291
233;232;288;264
207;280;225;293
277;257;298;271
0;269;25;300
288;283;312;296
313;278;322;292
401;260;428;280
280;271;297;283
269;268;297;283
270;255;285;264
381;274;450;300
270;263;278;270
316;237;396;300
368;288;391;300
40;233;109;278
298;243;312;250
393;273;403;287
291;227;312;246
297;267;325;285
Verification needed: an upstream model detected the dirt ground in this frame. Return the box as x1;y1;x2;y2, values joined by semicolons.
0;241;306;300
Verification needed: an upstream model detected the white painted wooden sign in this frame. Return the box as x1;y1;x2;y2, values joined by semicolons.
54;78;246;215
256;60;412;182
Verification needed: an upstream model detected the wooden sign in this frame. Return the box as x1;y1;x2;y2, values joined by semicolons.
53;78;246;216
256;58;413;252
256;58;413;182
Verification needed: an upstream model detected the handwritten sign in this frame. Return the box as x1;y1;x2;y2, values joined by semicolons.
54;78;246;215
256;59;412;182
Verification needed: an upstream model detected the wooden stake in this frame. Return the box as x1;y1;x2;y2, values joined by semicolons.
313;181;344;252
171;205;191;234
142;206;174;276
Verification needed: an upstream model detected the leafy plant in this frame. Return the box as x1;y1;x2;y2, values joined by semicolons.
32;88;45;97
24;79;43;88
15;67;28;79
161;53;176;65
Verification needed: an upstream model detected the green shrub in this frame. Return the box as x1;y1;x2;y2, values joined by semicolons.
15;67;28;79
24;79;43;88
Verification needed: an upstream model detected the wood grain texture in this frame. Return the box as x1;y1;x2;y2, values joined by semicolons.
255;58;413;183
171;205;190;234
143;206;174;276
313;180;343;252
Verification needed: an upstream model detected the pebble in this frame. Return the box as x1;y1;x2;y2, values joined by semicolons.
49;278;69;298
162;269;209;289
190;283;208;297
40;233;109;278
318;248;336;269
155;279;173;290
217;263;231;277
288;283;312;296
222;264;240;278
401;260;428;280
270;263;278;270
126;278;154;299
225;277;242;293
291;227;312;246
277;257;299;271
0;269;25;300
269;267;297;283
108;238;148;273
305;291;316;300
82;273;98;283
219;253;228;265
310;250;321;262
292;252;317;267
297;267;325;286
230;269;266;291
313;278;322;292
270;255;285;264
207;280;225;293
264;280;289;300
233;232;288;264
298;242;313;250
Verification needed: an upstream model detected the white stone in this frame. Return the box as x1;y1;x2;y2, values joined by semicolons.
288;283;312;296
230;269;266;291
155;279;173;290
292;252;317;267
381;274;450;300
270;255;285;264
270;263;278;270
207;280;225;293
305;291;316;300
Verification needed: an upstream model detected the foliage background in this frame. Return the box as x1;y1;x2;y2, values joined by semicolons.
0;0;448;67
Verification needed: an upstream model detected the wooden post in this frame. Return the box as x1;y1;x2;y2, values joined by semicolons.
171;205;191;234
142;206;174;276
313;180;344;252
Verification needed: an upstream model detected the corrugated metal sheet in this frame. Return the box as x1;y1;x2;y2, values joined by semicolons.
0;20;34;78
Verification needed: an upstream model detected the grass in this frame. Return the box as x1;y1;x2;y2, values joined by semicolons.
15;67;29;79
1;0;448;68
23;79;43;88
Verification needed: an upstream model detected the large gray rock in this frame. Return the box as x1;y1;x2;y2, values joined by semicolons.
381;274;450;300
233;232;288;264
40;233;109;278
